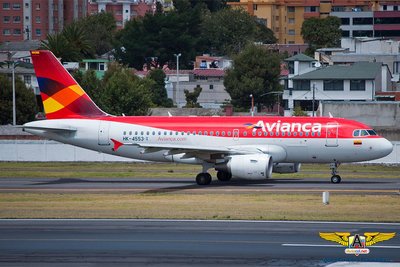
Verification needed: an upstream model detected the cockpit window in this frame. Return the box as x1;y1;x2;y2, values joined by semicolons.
360;130;369;136
353;129;377;137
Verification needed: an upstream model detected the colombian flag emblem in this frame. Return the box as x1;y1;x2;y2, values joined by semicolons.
354;140;362;145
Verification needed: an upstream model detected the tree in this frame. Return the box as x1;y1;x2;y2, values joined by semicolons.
40;34;81;62
292;106;309;117
184;86;202;108
201;8;276;56
301;16;341;55
0;74;38;125
102;63;153;116
61;23;94;59
148;69;173;107
75;12;117;56
115;2;205;70
224;44;281;109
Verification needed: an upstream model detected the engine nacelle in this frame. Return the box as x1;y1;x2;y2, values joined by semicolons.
216;154;273;180
272;163;301;174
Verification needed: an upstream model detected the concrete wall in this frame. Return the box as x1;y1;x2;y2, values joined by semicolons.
320;102;400;128
1;139;398;164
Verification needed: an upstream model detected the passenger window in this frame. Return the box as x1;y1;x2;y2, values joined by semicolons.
258;132;262;136
152;131;155;135
141;131;144;135
305;132;309;137
158;131;161;135
243;132;247;136
282;132;285;136
270;132;273;136
193;131;196;135
293;132;297;136
216;131;219;136
170;131;173;135
299;132;303;137
264;132;268;136
228;131;231;136
252;132;256;136
210;131;214;136
176;132;179;135
353;130;360;137
187;131;190;135
222;131;225;136
317;132;321;136
164;132;167;135
311;132;315;137
181;132;184;135
276;132;279;136
287;132;291;136
199;131;202;135
146;131;149;135
204;131;208;135
129;131;132;135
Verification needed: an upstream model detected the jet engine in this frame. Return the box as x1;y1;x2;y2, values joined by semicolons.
216;154;273;179
272;163;301;174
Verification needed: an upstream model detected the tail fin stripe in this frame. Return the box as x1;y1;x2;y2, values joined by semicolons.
31;50;108;119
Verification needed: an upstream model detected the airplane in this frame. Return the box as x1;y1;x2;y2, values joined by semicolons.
22;50;394;185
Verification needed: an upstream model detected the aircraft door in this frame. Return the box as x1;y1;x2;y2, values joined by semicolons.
325;122;338;147
233;129;239;141
98;121;110;146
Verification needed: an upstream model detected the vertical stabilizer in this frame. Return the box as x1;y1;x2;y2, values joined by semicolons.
30;50;107;119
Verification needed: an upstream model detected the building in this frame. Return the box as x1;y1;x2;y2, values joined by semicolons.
227;0;400;44
87;0;161;30
283;53;393;116
0;0;87;43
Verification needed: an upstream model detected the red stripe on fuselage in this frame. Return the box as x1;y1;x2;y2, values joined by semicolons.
86;116;380;139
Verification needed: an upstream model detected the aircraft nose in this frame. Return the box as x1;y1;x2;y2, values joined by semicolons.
378;138;393;157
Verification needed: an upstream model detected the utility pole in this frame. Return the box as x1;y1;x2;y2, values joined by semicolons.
12;61;16;125
174;53;181;107
250;94;254;116
312;83;316;117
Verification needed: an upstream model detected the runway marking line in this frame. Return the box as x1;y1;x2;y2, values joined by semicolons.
282;243;400;249
0;188;398;193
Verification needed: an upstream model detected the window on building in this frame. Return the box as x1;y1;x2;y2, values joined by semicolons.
353;17;373;25
13;16;21;23
253;4;258;11
332;6;345;12
13;3;20;9
36;29;41;36
99;63;105;71
288;62;294;74
4;16;10;23
382;5;387;11
350;80;365;91
324;80;343;91
3;29;10;35
25;3;29;7
24;75;31;84
288;29;295;36
25;16;29;20
304;6;319;12
288;18;295;24
91;10;97;14
394;62;400;74
288;6;295;12
53;4;58;11
116;21;122;26
341;18;349;25
36;3;40;10
131;10;137;16
13;29;21;35
36;16;40;23
209;84;213;90
116;10;122;15
288;41;295;44
342;31;350;37
353;30;373;37
293;80;311;90
3;3;10;9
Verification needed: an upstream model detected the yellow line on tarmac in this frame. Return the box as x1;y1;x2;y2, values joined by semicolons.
0;188;398;193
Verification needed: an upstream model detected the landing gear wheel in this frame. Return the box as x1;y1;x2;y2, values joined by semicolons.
217;171;232;182
196;172;212;185
331;175;341;184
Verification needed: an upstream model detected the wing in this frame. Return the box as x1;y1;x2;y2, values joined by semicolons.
364;232;396;246
319;232;350;246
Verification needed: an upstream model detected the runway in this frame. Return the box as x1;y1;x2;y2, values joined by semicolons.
0;219;399;266
0;176;399;194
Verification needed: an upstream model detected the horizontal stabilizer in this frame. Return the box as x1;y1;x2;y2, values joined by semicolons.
18;125;77;132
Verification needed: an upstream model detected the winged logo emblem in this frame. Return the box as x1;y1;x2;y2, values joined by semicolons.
319;232;395;256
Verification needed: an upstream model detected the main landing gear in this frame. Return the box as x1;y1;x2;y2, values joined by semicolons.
196;173;212;185
330;162;341;184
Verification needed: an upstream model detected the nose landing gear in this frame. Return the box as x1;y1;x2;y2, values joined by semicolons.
330;162;341;183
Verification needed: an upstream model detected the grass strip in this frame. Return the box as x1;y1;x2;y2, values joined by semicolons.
0;193;399;222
